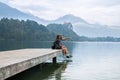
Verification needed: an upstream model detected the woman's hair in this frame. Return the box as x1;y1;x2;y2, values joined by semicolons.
56;35;62;40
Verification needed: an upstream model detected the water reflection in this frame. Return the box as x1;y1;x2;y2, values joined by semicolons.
6;62;69;80
0;41;75;52
0;41;53;51
61;42;120;80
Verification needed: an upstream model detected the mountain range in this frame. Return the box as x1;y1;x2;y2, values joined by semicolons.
0;2;120;37
0;2;48;24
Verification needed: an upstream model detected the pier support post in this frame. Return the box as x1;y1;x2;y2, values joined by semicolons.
0;69;4;80
53;57;57;64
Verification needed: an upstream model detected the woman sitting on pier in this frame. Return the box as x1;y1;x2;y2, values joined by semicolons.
52;35;72;58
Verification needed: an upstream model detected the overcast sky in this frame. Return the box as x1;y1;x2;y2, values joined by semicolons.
1;0;120;26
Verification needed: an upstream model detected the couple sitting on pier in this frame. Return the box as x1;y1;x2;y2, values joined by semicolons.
52;35;72;58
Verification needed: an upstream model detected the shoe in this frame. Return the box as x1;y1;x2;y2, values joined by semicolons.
66;56;70;58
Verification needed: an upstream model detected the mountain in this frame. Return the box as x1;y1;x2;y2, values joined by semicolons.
52;14;120;37
52;14;87;24
73;22;120;37
0;2;48;24
47;23;80;41
0;2;27;18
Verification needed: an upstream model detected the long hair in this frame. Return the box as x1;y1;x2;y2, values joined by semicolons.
56;35;62;40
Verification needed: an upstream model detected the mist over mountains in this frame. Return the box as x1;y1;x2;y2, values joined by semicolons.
0;2;48;24
73;23;120;37
0;2;120;37
51;14;88;24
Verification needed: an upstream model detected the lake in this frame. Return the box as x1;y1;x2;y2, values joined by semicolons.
0;41;120;80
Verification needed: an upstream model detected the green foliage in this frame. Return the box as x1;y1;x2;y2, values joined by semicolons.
47;23;80;41
0;18;55;41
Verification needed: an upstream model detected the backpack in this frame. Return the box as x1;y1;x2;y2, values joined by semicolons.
51;40;61;49
51;41;56;49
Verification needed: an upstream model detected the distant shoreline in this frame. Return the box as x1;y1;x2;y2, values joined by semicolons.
0;39;120;42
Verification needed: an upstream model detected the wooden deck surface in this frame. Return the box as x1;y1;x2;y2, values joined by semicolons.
0;48;62;80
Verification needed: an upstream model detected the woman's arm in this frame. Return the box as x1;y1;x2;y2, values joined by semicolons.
62;37;71;41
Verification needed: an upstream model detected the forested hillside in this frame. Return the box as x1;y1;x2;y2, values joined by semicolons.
0;18;55;41
47;23;80;41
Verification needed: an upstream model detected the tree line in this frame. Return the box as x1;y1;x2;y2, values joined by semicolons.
0;18;55;41
0;18;120;42
79;36;120;42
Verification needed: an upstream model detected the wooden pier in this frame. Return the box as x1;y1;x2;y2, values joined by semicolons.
0;49;62;80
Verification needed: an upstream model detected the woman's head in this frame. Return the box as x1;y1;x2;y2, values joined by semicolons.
56;35;62;40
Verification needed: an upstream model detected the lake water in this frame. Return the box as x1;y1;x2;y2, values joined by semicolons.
0;41;120;80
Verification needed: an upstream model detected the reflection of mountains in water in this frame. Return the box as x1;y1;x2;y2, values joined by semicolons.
6;63;68;80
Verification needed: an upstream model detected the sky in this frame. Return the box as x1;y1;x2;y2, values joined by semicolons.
1;0;120;26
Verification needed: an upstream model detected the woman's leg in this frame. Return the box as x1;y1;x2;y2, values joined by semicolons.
61;45;72;58
62;45;68;55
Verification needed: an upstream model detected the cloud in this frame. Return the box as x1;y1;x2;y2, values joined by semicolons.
93;0;120;6
82;5;120;26
2;0;120;26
